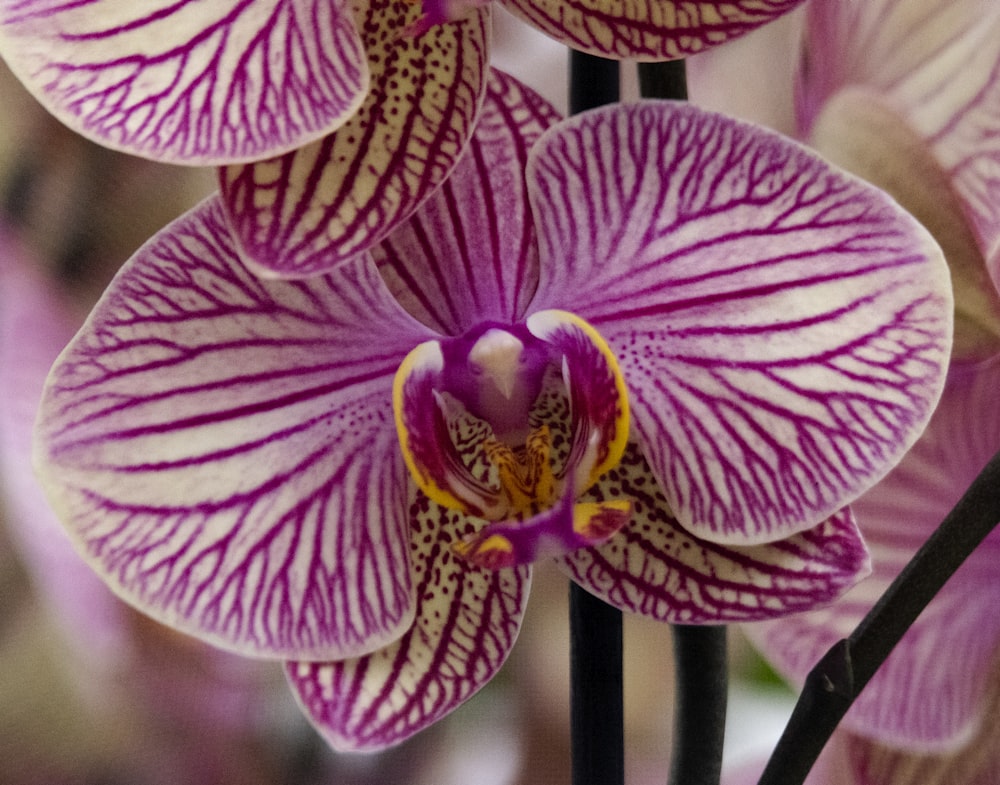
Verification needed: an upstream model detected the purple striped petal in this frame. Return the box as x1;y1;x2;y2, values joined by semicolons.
745;358;1000;749
498;0;805;60
0;0;367;165
219;2;489;277
560;444;870;623
800;0;1000;299
33;195;439;660
375;68;560;334
528;102;952;544
286;502;530;751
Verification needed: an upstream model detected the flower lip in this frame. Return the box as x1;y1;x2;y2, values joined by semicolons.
393;311;632;566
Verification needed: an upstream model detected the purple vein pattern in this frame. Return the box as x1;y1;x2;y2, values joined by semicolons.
0;0;368;164
561;444;870;623
498;0;807;59
219;0;490;276
34;70;953;747
287;502;530;751
35;197;439;660
527;102;953;543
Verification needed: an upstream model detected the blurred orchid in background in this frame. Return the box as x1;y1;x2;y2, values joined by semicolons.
0;225;302;785
727;669;1000;785
31;68;953;751
688;0;1000;362
0;1;816;279
740;356;1000;757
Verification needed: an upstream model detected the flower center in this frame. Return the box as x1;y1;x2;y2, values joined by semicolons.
393;310;632;569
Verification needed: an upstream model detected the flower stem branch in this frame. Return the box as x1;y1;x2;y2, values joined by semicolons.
758;447;1000;785
668;625;728;785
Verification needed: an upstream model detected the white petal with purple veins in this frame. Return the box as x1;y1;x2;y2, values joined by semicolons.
0;0;368;164
34;195;438;659
220;1;489;277
286;499;530;751
528;102;952;544
498;0;806;60
375;68;560;334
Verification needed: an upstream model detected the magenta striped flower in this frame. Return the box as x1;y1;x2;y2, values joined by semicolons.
689;0;1000;362
0;1;813;278
33;70;952;749
0;0;490;278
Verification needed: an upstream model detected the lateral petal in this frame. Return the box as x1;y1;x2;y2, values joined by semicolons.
0;0;368;164
220;1;489;277
286;500;530;751
34;195;437;659
528;102;952;544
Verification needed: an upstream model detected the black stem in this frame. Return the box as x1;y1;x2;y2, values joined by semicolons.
668;626;728;785
570;585;625;785
637;60;689;100
758;447;1000;785
569;50;620;114
567;49;622;785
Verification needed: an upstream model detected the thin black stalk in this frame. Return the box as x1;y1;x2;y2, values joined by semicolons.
569;50;620;114
758;447;1000;785
638;60;689;100
668;625;728;785
567;50;622;785
570;585;625;785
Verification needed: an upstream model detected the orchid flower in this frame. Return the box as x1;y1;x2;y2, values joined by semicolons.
0;2;816;278
740;355;1000;753
33;69;952;749
0;0;490;278
688;0;1000;362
